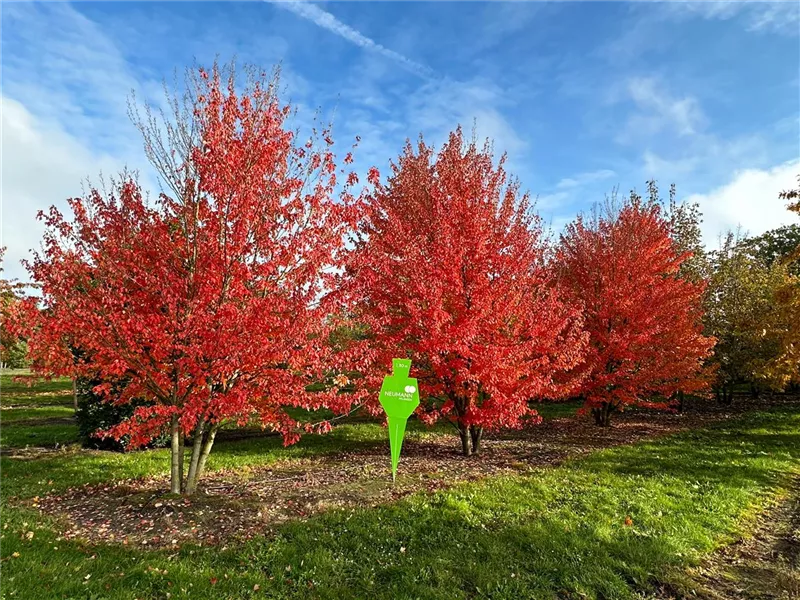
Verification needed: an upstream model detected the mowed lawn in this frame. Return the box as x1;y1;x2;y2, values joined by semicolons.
1;374;798;599
0;371;78;450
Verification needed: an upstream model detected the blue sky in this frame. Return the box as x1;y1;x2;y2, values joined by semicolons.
3;1;799;282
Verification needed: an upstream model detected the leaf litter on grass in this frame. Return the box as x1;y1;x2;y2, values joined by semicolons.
29;398;799;549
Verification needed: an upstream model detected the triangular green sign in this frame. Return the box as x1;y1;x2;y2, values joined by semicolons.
378;358;420;481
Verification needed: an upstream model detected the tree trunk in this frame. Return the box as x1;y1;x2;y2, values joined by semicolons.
178;431;185;492
169;414;182;494
191;425;218;492
72;378;78;412
185;424;218;495
458;424;472;457
676;391;685;414
716;387;733;405
469;425;483;455
185;420;205;494
750;383;760;399
592;402;612;427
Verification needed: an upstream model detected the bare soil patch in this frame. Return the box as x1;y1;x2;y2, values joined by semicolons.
31;398;799;549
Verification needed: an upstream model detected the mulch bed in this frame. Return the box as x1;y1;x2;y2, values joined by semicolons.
29;397;799;549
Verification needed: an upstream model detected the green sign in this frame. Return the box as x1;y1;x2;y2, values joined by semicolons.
378;358;420;481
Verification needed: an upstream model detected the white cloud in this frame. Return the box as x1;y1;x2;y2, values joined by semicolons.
405;78;527;161
534;169;617;212
1;3;160;285
685;159;800;247
636;1;800;36
468;3;550;53
274;1;433;79
617;77;706;144
638;128;783;196
1;97;133;284
536;191;571;212
642;150;701;180
2;2;152;159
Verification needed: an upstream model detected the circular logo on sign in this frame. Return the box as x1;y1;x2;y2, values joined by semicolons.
404;385;416;394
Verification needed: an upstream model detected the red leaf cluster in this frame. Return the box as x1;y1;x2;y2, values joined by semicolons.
21;65;362;446
339;129;587;432
557;199;714;421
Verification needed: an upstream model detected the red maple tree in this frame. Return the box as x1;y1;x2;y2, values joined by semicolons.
339;129;586;455
0;248;29;369
22;64;363;494
556;196;714;426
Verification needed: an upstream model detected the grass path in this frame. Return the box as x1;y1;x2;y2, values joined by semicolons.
653;480;800;599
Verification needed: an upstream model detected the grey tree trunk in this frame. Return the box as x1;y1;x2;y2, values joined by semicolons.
457;423;483;456
185;420;205;494
170;415;182;494
716;387;734;405
178;431;185;492
186;425;218;494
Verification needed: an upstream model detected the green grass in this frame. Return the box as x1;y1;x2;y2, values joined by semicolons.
0;418;451;499
2;409;798;599
1;370;74;407
0;369;72;394
533;399;582;419
0;423;79;449
241;411;799;600
2;374;798;598
1;407;76;422
1;371;79;449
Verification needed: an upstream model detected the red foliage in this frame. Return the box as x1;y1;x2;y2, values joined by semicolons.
339;128;586;450
21;65;362;447
0;298;21;353
0;247;30;367
557;198;714;425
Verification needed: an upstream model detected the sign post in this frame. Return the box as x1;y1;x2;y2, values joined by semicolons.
378;358;420;481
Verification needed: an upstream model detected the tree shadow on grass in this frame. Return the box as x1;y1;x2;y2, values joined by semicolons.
235;412;800;600
574;429;800;491
4;410;799;600
239;487;742;600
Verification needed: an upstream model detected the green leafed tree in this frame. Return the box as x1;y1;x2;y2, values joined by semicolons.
704;232;788;402
659;182;709;283
739;224;800;275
